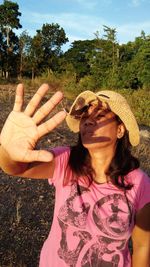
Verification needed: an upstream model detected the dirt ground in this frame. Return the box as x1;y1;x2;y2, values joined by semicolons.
0;89;150;267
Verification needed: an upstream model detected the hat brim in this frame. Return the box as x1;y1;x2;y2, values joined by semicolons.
66;90;140;146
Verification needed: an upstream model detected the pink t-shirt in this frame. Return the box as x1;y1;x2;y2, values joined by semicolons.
39;146;150;267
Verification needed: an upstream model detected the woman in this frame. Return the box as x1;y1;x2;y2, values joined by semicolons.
0;83;150;267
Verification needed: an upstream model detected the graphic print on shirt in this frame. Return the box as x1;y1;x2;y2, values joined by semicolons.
58;184;90;228
57;183;133;266
93;193;132;237
58;218;92;266
81;236;124;267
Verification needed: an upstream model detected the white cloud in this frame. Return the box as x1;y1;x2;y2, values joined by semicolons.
132;0;141;6
73;0;98;9
21;10;107;40
116;21;150;43
19;8;150;46
130;0;146;7
72;0;112;9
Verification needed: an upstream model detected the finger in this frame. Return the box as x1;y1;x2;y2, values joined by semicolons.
24;84;49;116
37;110;66;138
32;91;64;124
13;84;24;112
23;149;54;162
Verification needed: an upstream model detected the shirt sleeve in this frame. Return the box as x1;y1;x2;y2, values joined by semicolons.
48;146;70;187
132;169;150;211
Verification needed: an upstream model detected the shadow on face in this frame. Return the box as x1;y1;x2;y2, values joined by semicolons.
78;100;119;146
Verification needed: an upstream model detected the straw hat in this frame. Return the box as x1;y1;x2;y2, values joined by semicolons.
66;90;140;146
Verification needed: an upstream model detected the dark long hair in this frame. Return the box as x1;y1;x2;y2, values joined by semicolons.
66;131;139;190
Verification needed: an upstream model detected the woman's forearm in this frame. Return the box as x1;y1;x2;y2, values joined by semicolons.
132;246;150;267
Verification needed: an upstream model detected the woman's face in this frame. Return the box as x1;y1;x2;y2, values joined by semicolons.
79;101;125;150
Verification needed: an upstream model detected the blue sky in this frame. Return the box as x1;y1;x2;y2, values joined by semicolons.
1;0;150;50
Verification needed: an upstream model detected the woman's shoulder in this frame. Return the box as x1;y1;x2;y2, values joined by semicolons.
126;168;150;186
127;169;150;211
51;145;71;157
48;146;71;186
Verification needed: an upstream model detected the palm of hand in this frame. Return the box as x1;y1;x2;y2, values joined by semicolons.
1;111;38;161
0;84;66;162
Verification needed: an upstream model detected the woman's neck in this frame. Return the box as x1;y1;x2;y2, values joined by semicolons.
88;147;115;183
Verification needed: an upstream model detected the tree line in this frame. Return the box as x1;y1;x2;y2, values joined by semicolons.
0;0;150;90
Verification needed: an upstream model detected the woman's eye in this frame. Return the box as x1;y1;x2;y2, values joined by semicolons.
96;113;105;119
81;113;89;120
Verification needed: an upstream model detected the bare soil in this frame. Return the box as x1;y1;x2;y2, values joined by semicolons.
0;87;150;267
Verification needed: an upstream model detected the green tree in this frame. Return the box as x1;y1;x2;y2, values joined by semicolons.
63;40;96;80
26;23;68;78
0;28;19;78
18;31;32;78
136;37;150;89
117;42;139;89
89;38;112;87
0;0;22;78
36;23;68;72
118;33;149;89
89;26;119;88
103;25;119;86
27;33;44;79
0;31;6;77
0;0;22;46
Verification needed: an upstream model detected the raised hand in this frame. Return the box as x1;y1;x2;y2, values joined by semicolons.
0;84;66;163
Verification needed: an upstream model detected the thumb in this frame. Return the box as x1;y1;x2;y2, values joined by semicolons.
23;149;54;162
